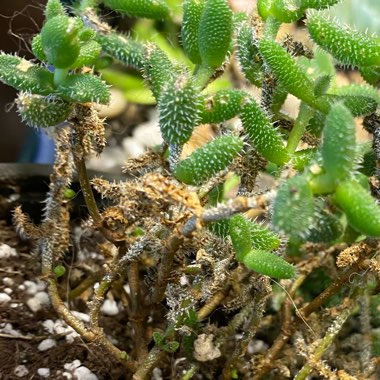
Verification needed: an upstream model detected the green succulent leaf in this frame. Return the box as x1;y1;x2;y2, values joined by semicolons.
321;103;356;182
300;0;341;10
241;99;290;165
198;0;233;68
0;53;54;95
174;135;243;185
45;0;66;20
144;43;174;101
57;73;110;104
334;179;380;237
360;66;380;87
257;0;273;20
259;38;328;112
272;174;314;238
242;249;296;279
181;0;204;64
159;75;203;145
16;93;72;128
31;34;47;62
306;11;380;67
102;0;170;19
96;32;145;70
292;148;318;171
270;0;304;23
41;15;82;69
71;40;102;68
201;89;247;124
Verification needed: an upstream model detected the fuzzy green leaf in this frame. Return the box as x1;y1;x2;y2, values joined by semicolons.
270;0;304;23
307;12;380;67
242;249;295;279
57;73;110;104
174;135;243;185
181;0;204;64
321;103;356;182
334;179;380;237
45;0;66;20
71;40;102;68
102;0;169;19
31;34;47;62
159;75;202;145
241;99;289;165
96;32;145;70
41;15;81;69
272;174;314;238
300;0;341;10
0;53;54;95
198;0;233;68
16;93;72;128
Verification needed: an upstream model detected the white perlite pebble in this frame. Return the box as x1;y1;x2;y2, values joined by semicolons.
0;244;18;258
74;366;98;380
3;277;14;286
24;280;45;296
26;291;50;313
37;368;50;377
14;365;29;377
100;299;119;316
4;287;13;295
0;292;11;304
64;360;82;371
38;338;56;351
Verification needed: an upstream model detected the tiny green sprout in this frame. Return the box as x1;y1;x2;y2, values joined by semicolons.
292;148;317;171
320;103;356;183
53;265;66;278
334;179;380;237
181;0;205;64
119;351;128;360
241;99;289;165
16;93;72;129
57;73;110;104
259;39;328;112
45;0;66;20
101;0;170;19
31;35;47;62
270;0;304;23
0;54;54;95
272;174;314;238
198;0;233;68
306;11;380;68
40;15;82;69
63;188;76;200
201;89;247;124
257;0;273;21
242;249;295;279
174;135;243;185
231;368;239;379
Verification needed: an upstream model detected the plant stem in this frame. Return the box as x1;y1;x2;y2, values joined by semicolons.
193;64;215;89
132;346;164;380
286;102;315;155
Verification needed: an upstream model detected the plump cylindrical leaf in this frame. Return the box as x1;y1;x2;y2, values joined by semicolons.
305;208;343;243
201;89;247;124
174;135;243;185
300;0;341;10
272;174;314;238
102;0;169;19
243;249;295;279
270;0;304;23
307;12;380;67
16;93;72;128
31;34;47;62
334;179;380;237
40;15;81;68
241;99;289;165
45;0;66;20
144;43;174;100
159;75;202;145
57;73;110;104
0;53;54;95
71;40;101;68
198;0;233;67
321;103;356;181
181;0;204;64
259;38;328;112
96;32;144;70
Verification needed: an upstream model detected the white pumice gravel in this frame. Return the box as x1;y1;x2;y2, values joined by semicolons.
37;368;50;377
71;310;90;323
0;292;11;303
26;291;50;313
23;280;46;296
14;365;29;377
100;299;119;316
73;366;98;380
38;338;56;351
0;323;21;336
4;287;13;295
0;243;18;258
2;276;14;286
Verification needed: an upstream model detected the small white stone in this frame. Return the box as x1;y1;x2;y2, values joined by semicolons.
71;311;90;323
133;120;162;148
0;323;20;336
26;291;49;313
0;293;11;304
38;338;56;351
42;319;55;334
63;372;73;379
14;365;28;377
4;287;13;295
100;299;119;316
122;137;145;158
0;244;18;258
64;360;82;371
24;280;38;295
37;368;50;377
74;366;98;380
3;277;14;286
18;284;26;291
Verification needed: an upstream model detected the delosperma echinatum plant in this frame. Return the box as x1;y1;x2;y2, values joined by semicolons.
1;0;380;378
